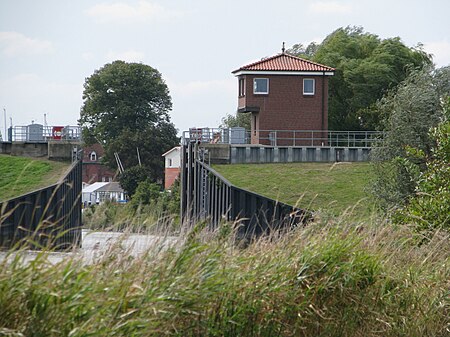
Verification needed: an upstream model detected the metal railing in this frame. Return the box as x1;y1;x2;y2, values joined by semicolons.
183;128;383;148
7;125;82;142
0;160;82;250
180;142;309;238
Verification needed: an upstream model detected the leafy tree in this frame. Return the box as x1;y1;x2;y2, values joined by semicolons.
131;179;161;207
220;112;251;130
118;166;149;197
399;97;450;232
371;66;450;211
291;26;432;130
79;61;179;191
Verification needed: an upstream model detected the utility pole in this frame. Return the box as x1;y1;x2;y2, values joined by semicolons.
3;108;6;141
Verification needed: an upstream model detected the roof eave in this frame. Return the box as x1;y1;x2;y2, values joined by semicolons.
233;70;335;76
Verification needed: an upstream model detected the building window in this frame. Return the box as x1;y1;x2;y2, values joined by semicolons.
303;78;315;95
90;151;97;161
254;78;269;94
168;158;172;167
238;77;245;97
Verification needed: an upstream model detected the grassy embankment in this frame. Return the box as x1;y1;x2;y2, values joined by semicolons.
0;221;448;336
214;162;376;218
0;154;69;201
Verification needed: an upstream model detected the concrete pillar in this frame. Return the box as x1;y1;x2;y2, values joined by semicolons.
231;147;237;164
314;147;322;162
329;148;335;162
357;148;363;162
301;147;307;162
259;147;265;163
245;147;251;163
274;147;279;163
287;147;293;162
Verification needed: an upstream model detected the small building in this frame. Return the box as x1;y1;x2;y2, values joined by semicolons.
162;146;181;189
82;143;116;183
232;48;335;145
82;182;126;205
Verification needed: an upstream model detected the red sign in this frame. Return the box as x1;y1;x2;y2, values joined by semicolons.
52;126;64;140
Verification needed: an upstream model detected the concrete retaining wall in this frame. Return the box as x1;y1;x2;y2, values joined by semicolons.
199;144;371;164
0;141;81;160
230;146;370;163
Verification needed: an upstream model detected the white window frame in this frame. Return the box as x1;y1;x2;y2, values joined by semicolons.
303;78;315;95
253;78;269;94
90;151;97;161
238;77;245;97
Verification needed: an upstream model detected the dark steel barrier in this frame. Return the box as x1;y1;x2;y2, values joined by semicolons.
181;142;309;238
0;160;82;250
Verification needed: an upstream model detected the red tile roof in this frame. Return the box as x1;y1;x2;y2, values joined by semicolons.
232;52;335;73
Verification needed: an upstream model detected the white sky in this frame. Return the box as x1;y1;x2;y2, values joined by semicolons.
1;0;449;136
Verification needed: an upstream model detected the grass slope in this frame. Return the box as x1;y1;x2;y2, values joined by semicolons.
214;162;375;217
0;155;70;201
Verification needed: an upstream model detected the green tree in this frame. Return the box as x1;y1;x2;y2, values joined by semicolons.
371;66;450;211
291;26;432;130
400;96;450;232
220;112;251;130
79;61;179;191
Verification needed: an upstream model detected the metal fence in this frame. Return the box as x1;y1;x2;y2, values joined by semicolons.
180;142;309;238
7;125;82;142
0;160;82;250
183;128;383;148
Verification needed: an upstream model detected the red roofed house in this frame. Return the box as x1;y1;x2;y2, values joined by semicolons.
82;143;116;184
232;48;334;145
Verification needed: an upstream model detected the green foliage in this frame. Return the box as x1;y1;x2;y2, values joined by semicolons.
130;180;161;207
0;155;69;201
80;60;172;145
371;66;450;211
220;112;251;130
292;26;432;130
79;60;179;185
1;221;448;336
397;97;450;231
118;165;149;196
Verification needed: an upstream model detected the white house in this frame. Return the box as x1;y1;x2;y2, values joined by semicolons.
162;146;181;189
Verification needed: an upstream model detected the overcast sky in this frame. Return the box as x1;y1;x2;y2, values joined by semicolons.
1;0;449;136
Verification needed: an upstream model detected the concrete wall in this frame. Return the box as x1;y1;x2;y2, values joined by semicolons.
10;142;48;158
0;141;81;160
230;146;371;164
198;143;371;164
48;141;80;161
0;142;11;154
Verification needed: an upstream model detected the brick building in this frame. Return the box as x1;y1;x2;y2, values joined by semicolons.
82;143;116;184
232;50;334;145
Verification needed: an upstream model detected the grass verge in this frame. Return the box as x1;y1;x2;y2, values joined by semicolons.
214;162;376;218
0;155;69;201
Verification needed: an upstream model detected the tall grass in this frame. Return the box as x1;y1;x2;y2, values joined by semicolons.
1;217;448;336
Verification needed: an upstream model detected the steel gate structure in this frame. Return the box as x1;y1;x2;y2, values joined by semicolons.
0;159;82;250
180;140;309;238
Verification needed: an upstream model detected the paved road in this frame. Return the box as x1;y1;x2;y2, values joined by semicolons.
0;229;179;265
